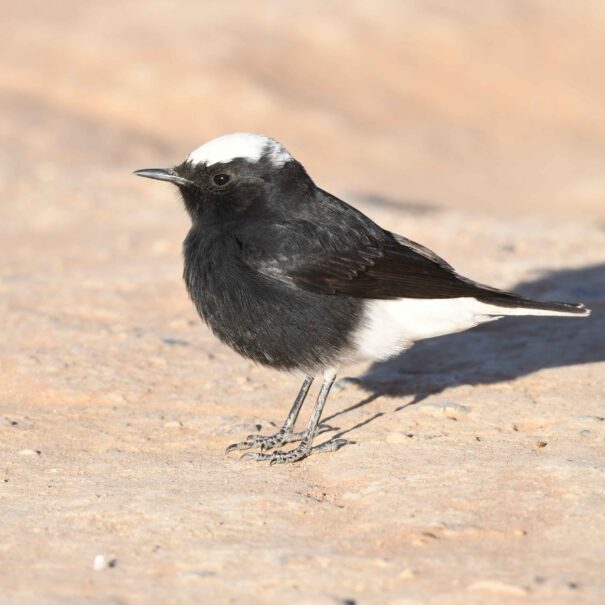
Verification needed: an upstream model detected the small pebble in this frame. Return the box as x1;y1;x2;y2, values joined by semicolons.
177;569;215;578
18;449;41;456
293;596;355;605
536;441;548;448
574;415;604;423
420;402;470;419
163;420;182;428
93;555;117;571
213;421;263;436
398;568;417;580
410;532;439;546
468;579;528;597
162;337;190;346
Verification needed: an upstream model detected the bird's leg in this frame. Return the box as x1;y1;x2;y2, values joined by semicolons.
242;369;349;464
225;375;314;454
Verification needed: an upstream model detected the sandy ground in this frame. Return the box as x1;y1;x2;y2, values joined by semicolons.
1;1;605;604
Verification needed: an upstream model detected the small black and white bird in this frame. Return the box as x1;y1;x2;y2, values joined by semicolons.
135;133;590;464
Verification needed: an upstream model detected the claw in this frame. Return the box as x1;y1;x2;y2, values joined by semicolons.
225;435;257;454
315;423;337;436
240;451;270;462
225;443;240;454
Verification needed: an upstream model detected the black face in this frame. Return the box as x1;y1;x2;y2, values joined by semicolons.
171;157;272;225
135;153;314;227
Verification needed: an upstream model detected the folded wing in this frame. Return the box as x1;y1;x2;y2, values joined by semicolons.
240;193;587;315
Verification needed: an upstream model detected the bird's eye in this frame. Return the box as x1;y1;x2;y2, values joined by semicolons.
212;173;231;187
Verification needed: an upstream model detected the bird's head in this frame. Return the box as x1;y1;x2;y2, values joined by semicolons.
134;133;311;224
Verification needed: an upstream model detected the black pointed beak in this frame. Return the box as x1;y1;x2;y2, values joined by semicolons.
133;168;193;187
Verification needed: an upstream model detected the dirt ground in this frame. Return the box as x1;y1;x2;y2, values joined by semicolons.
1;1;604;604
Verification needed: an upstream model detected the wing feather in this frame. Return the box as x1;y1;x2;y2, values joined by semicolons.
238;190;587;314
241;217;475;300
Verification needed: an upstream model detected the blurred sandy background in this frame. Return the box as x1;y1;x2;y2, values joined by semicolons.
1;1;604;604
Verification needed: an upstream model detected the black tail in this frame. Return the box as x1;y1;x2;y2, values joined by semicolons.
476;288;590;316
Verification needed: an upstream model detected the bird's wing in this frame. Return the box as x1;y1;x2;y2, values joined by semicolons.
239;189;587;313
240;216;481;301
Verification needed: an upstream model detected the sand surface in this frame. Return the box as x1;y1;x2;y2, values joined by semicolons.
1;1;604;603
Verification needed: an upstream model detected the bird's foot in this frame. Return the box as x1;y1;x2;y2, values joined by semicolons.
225;423;335;454
225;427;303;454
240;437;350;465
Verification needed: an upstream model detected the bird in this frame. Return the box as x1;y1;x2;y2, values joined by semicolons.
134;132;590;465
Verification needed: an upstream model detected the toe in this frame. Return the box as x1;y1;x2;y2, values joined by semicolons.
240;451;270;462
225;442;240;454
312;438;351;454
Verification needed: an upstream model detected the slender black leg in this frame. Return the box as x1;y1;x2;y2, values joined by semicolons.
242;369;349;465
225;375;314;454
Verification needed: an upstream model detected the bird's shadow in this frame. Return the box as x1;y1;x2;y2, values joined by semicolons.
322;263;605;436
